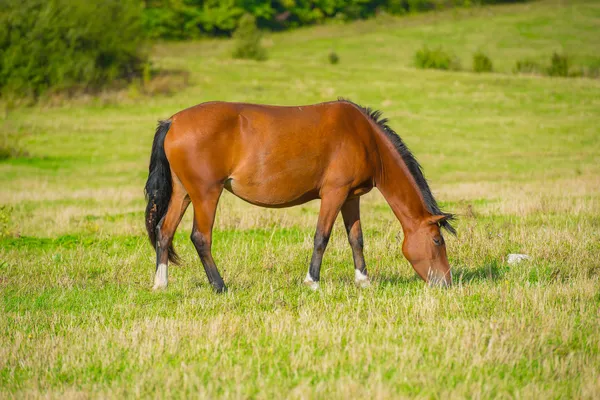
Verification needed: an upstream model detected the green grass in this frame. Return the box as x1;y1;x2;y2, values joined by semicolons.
1;0;600;398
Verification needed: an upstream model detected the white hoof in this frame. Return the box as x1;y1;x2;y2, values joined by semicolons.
355;269;370;288
304;272;320;291
356;279;371;288
153;263;168;290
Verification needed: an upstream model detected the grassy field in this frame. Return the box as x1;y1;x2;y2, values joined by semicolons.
1;0;600;398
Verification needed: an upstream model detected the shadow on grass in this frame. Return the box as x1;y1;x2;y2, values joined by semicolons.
452;259;509;284
374;259;508;287
374;273;421;287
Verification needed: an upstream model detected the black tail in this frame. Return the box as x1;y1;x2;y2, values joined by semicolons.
144;120;179;264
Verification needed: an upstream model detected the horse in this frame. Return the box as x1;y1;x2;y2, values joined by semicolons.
144;99;455;293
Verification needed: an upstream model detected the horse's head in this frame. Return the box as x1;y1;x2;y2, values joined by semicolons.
402;214;452;287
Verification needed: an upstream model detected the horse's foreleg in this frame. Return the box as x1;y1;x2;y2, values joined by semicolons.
153;184;190;290
190;186;226;293
304;189;348;290
341;197;369;287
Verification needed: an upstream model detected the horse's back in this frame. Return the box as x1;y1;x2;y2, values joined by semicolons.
164;101;377;206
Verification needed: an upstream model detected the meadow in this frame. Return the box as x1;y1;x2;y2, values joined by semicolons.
1;0;600;398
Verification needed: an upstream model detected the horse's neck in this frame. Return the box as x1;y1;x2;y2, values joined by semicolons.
374;135;429;234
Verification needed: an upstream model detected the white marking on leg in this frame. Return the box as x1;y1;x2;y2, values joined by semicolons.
355;269;370;288
153;263;168;290
303;271;319;291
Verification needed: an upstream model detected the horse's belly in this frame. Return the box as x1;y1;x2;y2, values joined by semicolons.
224;174;320;208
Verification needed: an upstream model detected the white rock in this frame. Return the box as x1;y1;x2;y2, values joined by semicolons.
507;254;530;265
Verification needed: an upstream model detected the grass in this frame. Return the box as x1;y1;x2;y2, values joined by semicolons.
1;0;600;398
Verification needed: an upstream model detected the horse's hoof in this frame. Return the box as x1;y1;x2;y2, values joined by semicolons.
355;279;371;288
304;272;319;291
304;280;319;291
213;284;228;293
153;264;168;290
354;270;370;288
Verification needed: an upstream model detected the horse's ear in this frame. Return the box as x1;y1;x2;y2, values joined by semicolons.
428;214;449;225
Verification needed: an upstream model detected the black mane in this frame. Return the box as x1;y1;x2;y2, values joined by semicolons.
340;98;456;235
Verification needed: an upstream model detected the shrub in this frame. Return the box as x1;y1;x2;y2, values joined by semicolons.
473;51;493;73
0;0;148;98
0;206;14;238
547;52;569;77
0;143;27;161
0;131;29;161
514;59;543;75
414;46;460;70
328;51;340;65
232;14;268;61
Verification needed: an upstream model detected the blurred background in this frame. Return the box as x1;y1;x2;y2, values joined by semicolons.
1;0;598;102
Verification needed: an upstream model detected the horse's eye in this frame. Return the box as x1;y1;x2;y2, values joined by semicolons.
433;237;444;246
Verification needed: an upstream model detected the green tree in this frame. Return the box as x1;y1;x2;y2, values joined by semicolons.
0;0;148;97
232;14;268;61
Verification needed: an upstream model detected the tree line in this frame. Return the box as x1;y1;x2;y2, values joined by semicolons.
0;0;527;98
142;0;528;39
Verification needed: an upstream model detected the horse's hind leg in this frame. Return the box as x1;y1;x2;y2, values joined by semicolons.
189;186;227;293
154;180;190;290
341;197;369;288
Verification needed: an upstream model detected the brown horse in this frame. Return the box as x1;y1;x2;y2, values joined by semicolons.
144;99;455;293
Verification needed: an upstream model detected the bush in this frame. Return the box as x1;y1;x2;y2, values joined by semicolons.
232;14;268;61
0;206;13;239
473;51;493;73
514;59;543;75
547;52;569;77
414;46;460;70
0;0;148;98
0;142;28;161
0;129;30;160
328;51;340;65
